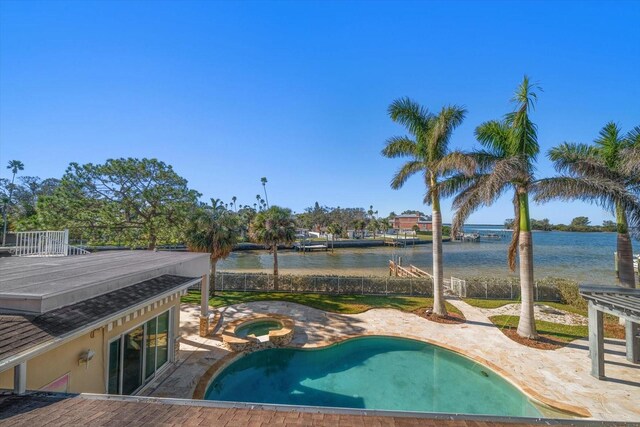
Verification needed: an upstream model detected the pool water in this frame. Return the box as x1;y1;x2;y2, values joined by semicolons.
205;336;542;417
235;320;282;338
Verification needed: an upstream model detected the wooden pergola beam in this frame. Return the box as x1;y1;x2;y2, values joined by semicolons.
588;301;605;379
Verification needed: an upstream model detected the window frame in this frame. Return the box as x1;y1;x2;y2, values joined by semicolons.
106;307;172;395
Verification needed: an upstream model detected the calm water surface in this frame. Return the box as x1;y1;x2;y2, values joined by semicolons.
205;336;541;416
220;227;639;284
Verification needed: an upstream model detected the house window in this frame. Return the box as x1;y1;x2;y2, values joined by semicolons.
108;308;172;395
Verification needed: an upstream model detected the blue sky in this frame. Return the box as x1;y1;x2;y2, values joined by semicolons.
1;0;638;224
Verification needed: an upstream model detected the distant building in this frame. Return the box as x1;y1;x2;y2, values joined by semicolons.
392;214;432;231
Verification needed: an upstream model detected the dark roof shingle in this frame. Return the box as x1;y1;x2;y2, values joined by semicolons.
0;275;196;363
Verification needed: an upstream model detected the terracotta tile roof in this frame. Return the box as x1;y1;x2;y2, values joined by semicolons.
0;275;196;364
0;394;589;427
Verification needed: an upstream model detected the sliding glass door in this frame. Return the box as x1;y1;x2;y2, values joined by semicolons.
108;309;172;395
122;326;144;395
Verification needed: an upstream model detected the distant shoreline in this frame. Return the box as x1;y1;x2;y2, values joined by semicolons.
233;238;451;251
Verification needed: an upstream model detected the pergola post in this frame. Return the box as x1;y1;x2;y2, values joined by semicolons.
199;274;210;337
13;362;27;395
626;321;640;364
588;301;605;379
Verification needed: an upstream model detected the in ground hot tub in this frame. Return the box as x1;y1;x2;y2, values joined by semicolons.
221;314;294;351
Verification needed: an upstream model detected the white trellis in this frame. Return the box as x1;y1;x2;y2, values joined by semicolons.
13;230;89;257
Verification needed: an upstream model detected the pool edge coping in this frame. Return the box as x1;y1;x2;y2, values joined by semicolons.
192;332;591;418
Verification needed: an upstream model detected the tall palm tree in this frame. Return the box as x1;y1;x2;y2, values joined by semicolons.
536;123;640;287
250;205;296;290
186;203;242;297
441;76;541;338
261;177;269;208
382;99;467;317
231;196;237;211
3;160;25;246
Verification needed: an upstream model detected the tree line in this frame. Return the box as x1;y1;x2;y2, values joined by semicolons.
503;216;618;232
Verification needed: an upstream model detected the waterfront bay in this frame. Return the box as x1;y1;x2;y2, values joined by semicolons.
219;229;639;285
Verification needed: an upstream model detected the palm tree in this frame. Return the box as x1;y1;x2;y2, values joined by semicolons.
382;99;467;317
536;123;640;288
379;218;391;235
442;76;541;338
354;219;366;239
231;196;237;211
367;218;380;239
3;160;24;246
326;222;342;252
250;205;296;290
186;203;242;297
261;177;269;208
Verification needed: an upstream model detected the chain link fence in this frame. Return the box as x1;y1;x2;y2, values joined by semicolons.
189;272;564;301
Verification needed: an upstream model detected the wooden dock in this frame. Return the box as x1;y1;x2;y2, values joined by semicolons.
389;260;432;278
293;243;328;252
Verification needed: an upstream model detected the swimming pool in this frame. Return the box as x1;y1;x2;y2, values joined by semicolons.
205;336;542;417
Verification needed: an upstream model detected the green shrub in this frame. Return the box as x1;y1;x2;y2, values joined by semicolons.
555;280;587;311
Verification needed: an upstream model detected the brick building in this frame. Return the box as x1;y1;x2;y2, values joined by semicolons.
392;214;432;231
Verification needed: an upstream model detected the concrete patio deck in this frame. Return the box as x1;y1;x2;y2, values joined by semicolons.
142;299;640;422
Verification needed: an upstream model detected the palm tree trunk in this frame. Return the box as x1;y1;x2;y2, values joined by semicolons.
616;204;635;288
209;259;217;298
273;244;279;291
516;192;538;339
431;185;447;316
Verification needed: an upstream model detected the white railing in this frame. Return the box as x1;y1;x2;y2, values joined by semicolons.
449;277;467;297
13;230;90;257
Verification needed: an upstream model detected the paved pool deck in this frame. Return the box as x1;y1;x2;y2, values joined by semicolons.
142;299;640;422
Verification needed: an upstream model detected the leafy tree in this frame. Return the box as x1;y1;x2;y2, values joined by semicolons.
250;206;296;290
401;209;425;216
326;222;343;252
186;202;242;297
537;123;640;287
570;216;590;227
354;219;366;239
2;160;24;245
39;158;200;249
382;98;468;317
366;218;380;238
379;217;391;233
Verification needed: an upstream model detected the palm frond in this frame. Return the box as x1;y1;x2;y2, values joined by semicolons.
478;157;528;203
425;173;478;204
381;136;418;159
431;105;467;160
548;142;616;180
391;160;424;190
388;97;432;138
475;120;510;157
432;150;475;177
533;177;640;219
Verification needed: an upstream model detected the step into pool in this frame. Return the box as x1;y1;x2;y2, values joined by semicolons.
205;336;542;417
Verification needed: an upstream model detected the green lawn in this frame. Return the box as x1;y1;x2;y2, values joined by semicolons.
462;298;587;315
182;290;462;315
462;298;515;309
489;315;589;342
